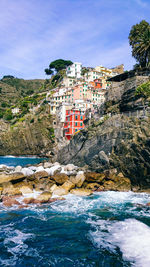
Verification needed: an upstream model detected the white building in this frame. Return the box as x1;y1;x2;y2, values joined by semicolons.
84;70;103;82
66;62;82;79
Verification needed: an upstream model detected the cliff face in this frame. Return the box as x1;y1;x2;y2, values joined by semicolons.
58;75;150;189
0;114;56;157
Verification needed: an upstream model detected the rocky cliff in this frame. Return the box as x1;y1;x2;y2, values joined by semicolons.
58;75;150;189
0;112;56;157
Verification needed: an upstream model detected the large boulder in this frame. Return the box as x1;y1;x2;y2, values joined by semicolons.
61;181;75;191
70;171;85;187
85;183;100;191
2;183;22;196
64;164;77;172
85;172;105;183
44;162;53;168
19;186;33;194
53;187;68;196
0;172;25;184
34;171;49;179
35;192;52;203
15;166;22;172
2;196;20;207
103;177;131;191
70;188;92;196
52;173;69;185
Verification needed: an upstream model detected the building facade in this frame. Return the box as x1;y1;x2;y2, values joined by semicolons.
63;109;85;140
66;62;82;79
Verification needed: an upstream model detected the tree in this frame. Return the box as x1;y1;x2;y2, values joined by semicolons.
45;59;73;75
129;20;150;68
135;81;150;115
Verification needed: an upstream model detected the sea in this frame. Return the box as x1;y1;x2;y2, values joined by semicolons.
0;157;150;267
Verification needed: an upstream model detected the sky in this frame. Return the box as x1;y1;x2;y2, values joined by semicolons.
0;0;150;79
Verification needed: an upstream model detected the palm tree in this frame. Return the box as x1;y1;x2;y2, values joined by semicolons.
129;20;150;68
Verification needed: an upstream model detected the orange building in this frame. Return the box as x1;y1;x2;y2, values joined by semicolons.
90;79;102;89
64;109;85;140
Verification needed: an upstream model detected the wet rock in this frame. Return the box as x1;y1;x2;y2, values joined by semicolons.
52;173;69;185
2;196;20;207
23;197;35;204
0;172;25;184
35;192;52;203
53;187;68;196
96;186;105;192
103;177;131;191
70;188;92;196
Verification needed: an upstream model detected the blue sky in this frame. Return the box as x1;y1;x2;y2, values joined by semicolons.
0;0;150;79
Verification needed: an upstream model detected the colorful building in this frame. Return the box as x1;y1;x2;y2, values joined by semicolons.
66;62;82;79
63;109;85;140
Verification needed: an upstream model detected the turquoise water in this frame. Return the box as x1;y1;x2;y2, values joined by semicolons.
0;192;150;267
0;158;150;266
0;156;47;167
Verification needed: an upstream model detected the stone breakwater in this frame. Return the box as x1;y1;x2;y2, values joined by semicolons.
0;161;146;208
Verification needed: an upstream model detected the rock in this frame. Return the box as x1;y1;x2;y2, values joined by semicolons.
49;184;58;193
70;171;85;187
2;183;22;196
96;186;105;192
34;171;49;179
85;183;100;191
103;177;131;191
21;168;34;176
85;172;105;183
50;166;62;175
99;151;109;164
0;172;25;184
70;188;92;196
53;187;68;196
2;196;20;207
117;172;124;178
64;164;77;172
61;181;75;191
23;198;35;204
44;162;53;168
15;166;22;172
52;173;69;185
19;186;33;194
36;192;52;203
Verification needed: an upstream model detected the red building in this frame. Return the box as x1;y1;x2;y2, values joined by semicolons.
64;109;85;140
90;79;102;89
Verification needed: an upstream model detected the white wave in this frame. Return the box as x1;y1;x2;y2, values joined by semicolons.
88;218;150;267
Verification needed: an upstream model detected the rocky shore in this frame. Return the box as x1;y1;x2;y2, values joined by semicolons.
0;160;143;208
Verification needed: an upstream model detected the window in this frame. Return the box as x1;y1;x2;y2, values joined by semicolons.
80;122;83;126
75;129;78;132
80;116;83;120
75;122;77;126
75;115;78;120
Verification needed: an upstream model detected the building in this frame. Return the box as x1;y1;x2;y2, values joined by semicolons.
63;109;85;140
84;70;103;82
66;62;82;79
